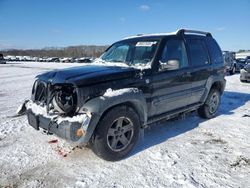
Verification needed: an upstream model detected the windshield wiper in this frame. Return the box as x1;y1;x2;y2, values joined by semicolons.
108;59;124;62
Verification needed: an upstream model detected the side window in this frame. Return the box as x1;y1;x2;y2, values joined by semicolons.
133;44;157;65
160;39;188;70
187;39;209;67
206;38;223;64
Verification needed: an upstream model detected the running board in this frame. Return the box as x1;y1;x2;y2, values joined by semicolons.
147;103;203;125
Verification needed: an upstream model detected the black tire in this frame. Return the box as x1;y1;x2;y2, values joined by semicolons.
90;105;140;161
198;89;221;119
240;79;247;83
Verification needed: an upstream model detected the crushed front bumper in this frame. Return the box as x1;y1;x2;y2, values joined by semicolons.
22;100;92;144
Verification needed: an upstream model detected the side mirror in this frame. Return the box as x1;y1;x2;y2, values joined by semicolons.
160;59;180;71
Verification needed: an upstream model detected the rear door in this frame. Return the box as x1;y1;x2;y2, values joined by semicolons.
185;37;211;105
150;37;192;116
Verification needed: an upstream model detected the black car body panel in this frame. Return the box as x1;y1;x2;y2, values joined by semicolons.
36;65;138;86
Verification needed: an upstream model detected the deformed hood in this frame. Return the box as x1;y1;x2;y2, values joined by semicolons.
36;64;138;86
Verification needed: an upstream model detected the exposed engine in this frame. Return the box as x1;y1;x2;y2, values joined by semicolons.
32;80;77;115
52;86;77;114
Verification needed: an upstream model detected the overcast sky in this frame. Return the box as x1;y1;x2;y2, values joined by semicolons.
0;0;250;51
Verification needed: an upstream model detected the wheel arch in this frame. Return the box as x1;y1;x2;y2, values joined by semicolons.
210;81;225;95
78;88;148;144
96;100;146;127
201;75;226;103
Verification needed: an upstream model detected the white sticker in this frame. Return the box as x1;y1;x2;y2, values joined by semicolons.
136;41;157;47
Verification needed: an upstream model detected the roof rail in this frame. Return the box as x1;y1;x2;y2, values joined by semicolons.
176;29;212;37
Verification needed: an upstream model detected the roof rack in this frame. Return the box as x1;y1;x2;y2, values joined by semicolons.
176;29;212;37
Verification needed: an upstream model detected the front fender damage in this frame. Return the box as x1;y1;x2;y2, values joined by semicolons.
19;87;147;145
78;87;148;143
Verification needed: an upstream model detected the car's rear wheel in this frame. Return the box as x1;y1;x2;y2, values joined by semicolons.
90;105;140;161
198;88;221;119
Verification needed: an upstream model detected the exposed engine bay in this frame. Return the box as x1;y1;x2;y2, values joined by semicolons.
31;80;78;116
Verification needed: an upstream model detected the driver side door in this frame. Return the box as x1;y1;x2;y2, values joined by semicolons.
150;38;192;116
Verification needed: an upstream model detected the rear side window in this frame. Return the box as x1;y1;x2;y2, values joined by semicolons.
206;38;223;64
187;39;209;67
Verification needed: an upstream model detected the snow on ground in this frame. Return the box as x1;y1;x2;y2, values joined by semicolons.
0;61;250;188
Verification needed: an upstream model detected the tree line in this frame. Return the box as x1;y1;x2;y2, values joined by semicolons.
0;45;109;58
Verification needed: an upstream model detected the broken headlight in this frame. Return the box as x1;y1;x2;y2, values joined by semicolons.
52;85;77;115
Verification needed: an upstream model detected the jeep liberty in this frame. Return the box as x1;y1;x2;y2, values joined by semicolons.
18;29;226;161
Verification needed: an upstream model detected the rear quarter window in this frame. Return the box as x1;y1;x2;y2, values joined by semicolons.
205;38;223;64
187;39;209;67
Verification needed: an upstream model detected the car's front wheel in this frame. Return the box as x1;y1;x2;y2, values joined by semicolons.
198;88;221;119
90;105;140;161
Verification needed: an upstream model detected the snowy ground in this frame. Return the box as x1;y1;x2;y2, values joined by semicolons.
0;61;250;188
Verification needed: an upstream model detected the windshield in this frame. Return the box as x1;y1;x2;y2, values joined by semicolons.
100;40;159;68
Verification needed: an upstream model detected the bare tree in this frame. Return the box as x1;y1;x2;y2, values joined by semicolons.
0;45;109;58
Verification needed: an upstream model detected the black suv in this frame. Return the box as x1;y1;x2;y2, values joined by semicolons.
19;29;226;161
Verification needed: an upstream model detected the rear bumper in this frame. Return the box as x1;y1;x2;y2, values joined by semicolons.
25;101;92;144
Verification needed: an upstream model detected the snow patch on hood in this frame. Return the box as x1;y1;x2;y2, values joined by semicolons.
93;58;151;70
93;58;129;68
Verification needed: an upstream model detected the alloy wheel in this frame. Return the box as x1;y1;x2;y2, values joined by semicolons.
208;92;219;114
107;117;134;152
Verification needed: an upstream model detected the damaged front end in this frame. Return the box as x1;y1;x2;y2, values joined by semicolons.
18;80;92;144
